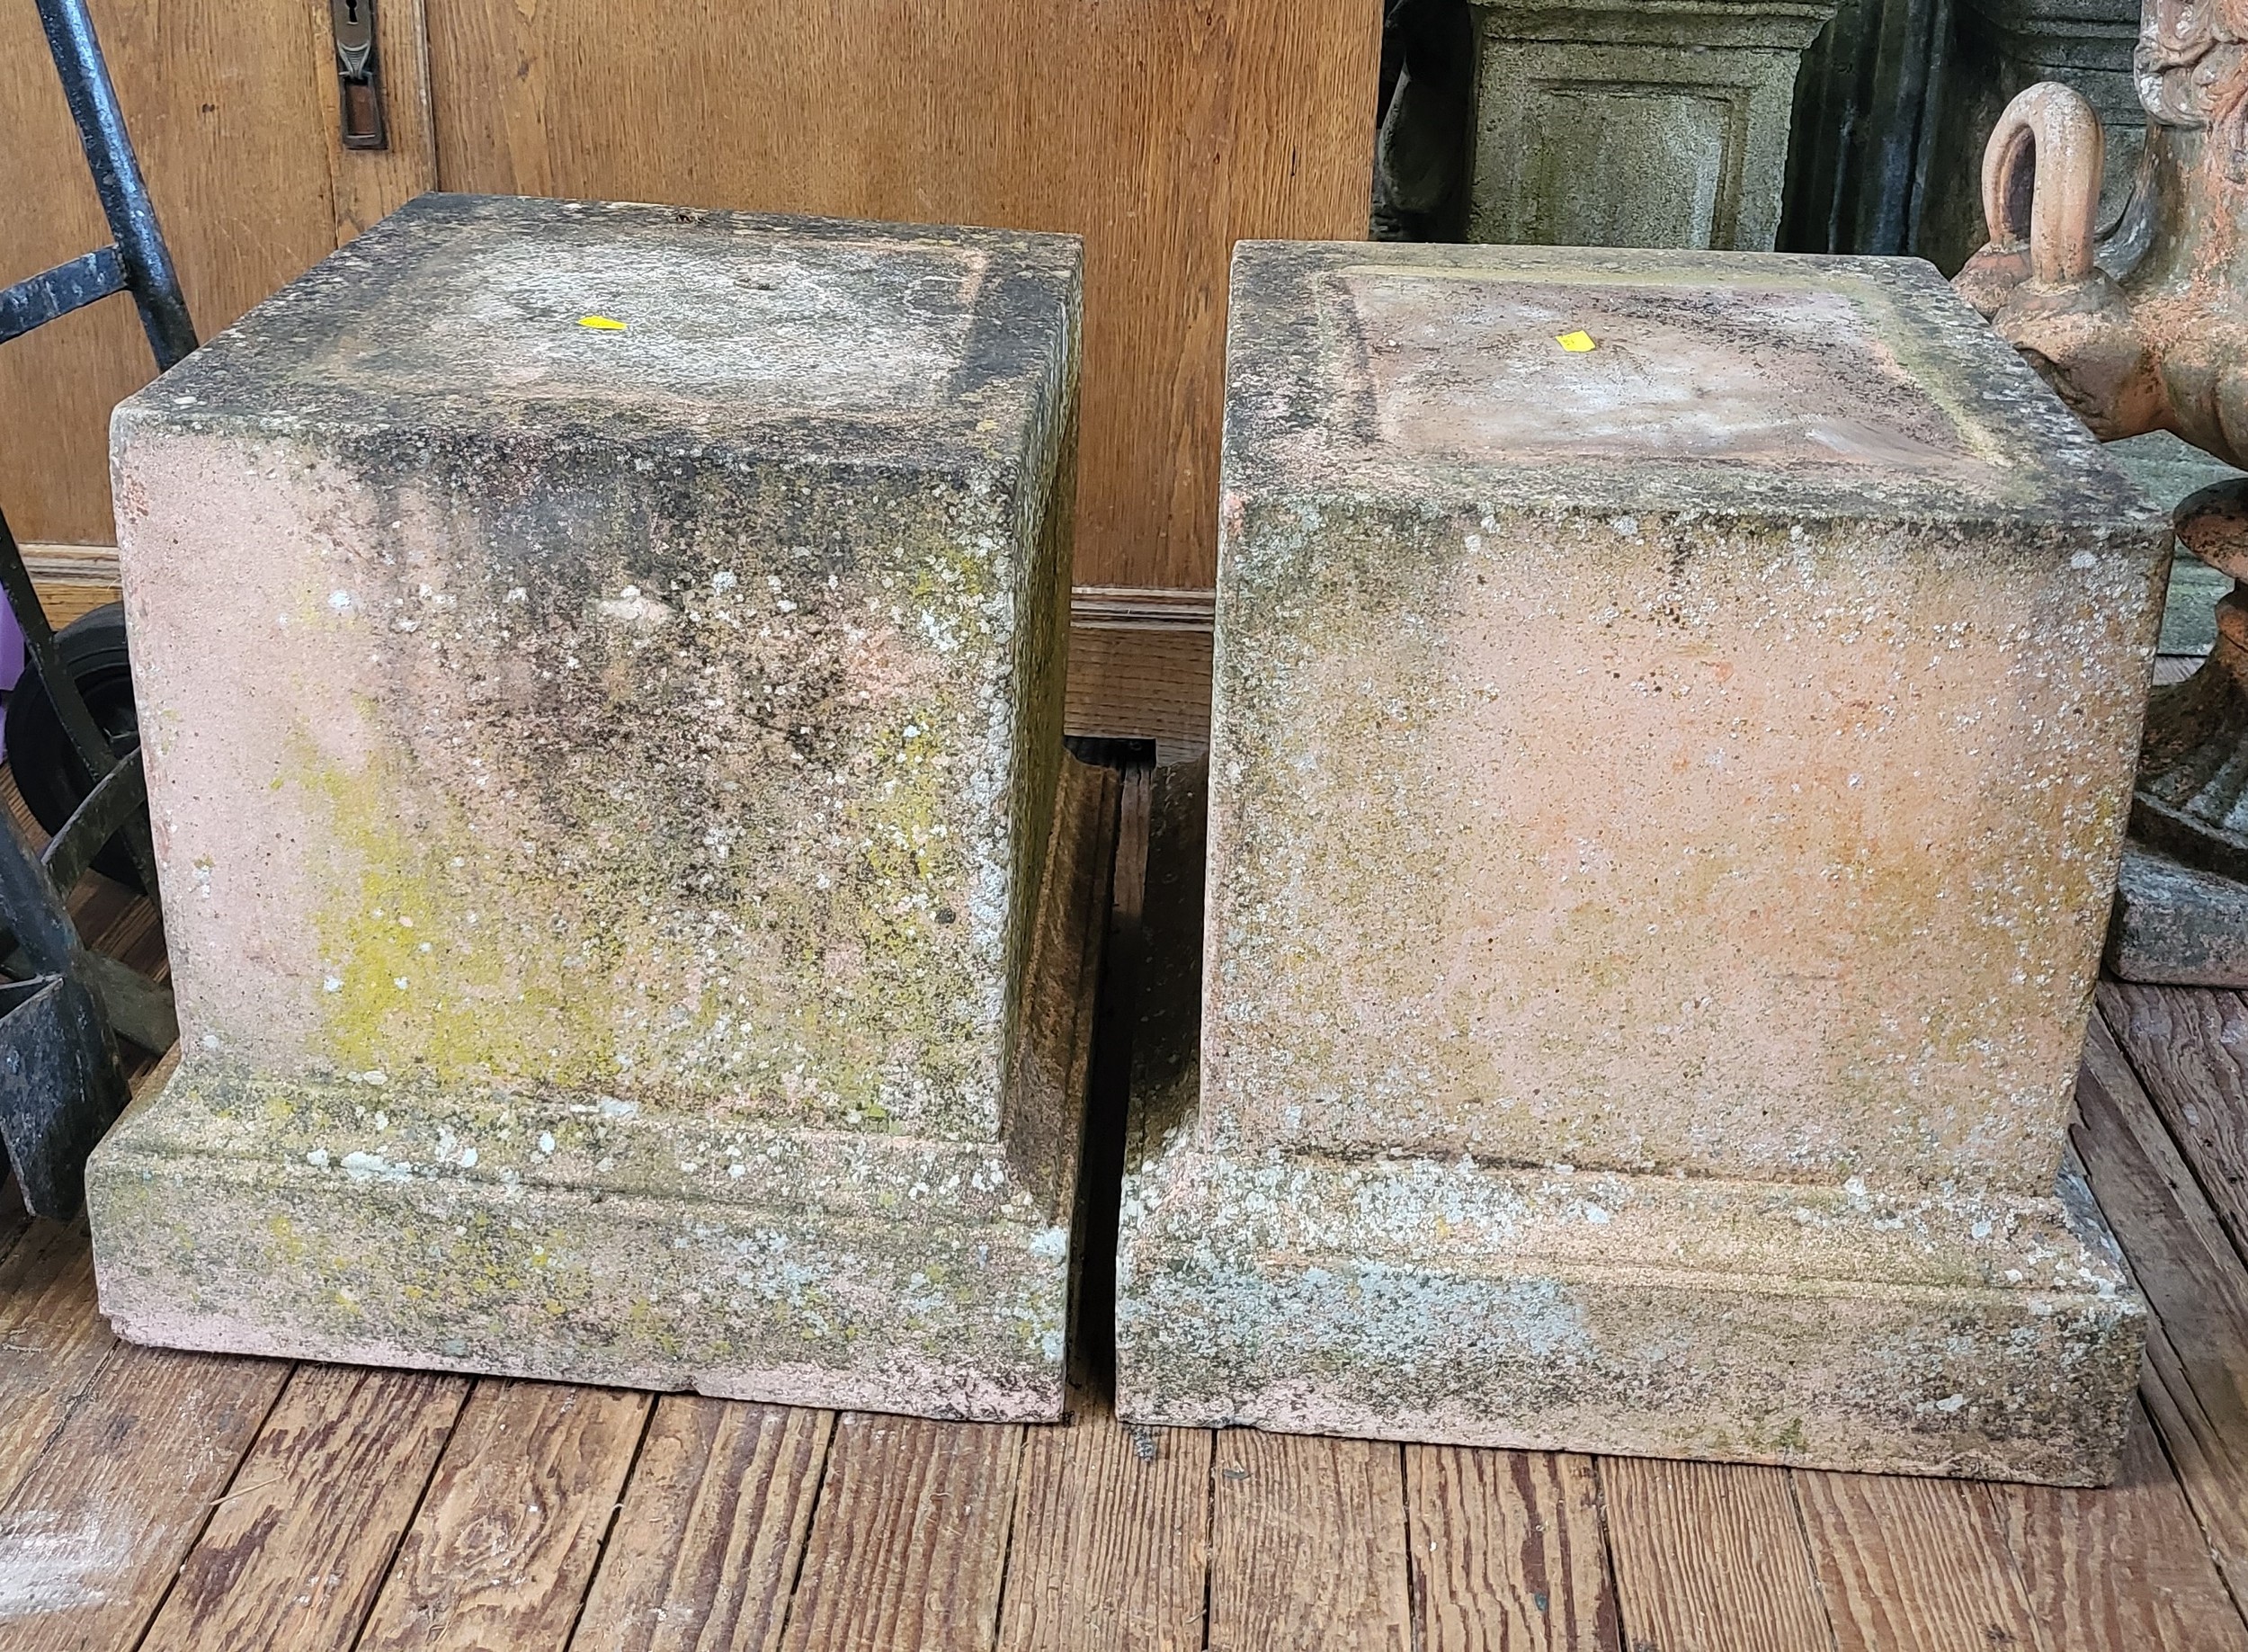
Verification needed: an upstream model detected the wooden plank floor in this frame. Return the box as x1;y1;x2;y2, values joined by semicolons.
5;819;2248;1649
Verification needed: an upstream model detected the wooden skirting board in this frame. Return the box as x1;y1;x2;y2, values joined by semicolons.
19;542;122;631
1063;585;1214;759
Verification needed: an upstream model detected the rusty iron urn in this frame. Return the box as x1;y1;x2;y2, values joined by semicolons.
1957;2;2248;979
2134;478;2248;875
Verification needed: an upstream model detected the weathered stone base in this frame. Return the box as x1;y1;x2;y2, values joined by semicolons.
2106;839;2248;987
1111;757;2145;1487
86;758;1115;1422
1116;1134;2143;1484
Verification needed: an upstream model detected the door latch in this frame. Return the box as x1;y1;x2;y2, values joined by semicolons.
329;0;387;150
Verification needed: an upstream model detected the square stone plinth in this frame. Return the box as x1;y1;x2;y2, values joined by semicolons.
1115;241;2165;1483
87;194;1105;1420
1467;0;1836;251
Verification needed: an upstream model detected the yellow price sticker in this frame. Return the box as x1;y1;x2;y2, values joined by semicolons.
1556;330;1597;353
577;315;627;331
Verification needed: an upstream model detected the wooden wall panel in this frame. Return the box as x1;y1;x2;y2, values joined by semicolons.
424;0;1383;589
0;0;434;548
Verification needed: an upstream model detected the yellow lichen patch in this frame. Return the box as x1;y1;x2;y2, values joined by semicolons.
297;743;620;1089
266;1211;308;1264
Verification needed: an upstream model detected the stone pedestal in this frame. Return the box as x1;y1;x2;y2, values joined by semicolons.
86;194;1107;1421
1466;0;1837;250
1115;240;2163;1484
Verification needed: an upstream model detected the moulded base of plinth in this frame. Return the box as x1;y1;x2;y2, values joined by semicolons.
85;759;1116;1423
1116;1127;2145;1485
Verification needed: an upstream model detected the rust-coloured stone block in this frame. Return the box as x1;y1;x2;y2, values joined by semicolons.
86;194;1104;1419
1116;241;2164;1483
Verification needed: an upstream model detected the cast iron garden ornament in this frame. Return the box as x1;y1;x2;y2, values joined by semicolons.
1958;0;2248;925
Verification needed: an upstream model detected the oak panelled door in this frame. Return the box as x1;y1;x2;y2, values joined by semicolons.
0;0;1381;592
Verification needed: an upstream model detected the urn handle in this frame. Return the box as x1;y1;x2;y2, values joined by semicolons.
1982;83;2105;288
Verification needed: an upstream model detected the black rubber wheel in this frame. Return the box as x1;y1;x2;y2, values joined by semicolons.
5;602;145;892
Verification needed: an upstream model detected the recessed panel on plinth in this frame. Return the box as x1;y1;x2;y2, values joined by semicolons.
1466;0;1837;251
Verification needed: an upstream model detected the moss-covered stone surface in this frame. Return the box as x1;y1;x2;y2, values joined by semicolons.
90;196;1099;1416
94;752;1111;1414
1116;243;2162;1482
1201;244;2170;1197
1117;761;2142;1483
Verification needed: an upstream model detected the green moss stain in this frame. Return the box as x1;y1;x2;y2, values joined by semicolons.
275;468;1056;1138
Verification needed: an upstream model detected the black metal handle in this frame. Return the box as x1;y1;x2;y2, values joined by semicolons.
30;0;198;370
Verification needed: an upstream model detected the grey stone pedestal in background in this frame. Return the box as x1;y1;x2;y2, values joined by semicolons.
2110;849;2248;986
1466;0;1836;249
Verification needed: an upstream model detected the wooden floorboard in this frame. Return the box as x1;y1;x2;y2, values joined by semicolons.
570;1396;831;1652
1992;1407;2248;1652
1600;1458;1836;1652
352;1379;652;1652
2076;1006;2248;1606
1791;1469;2041;1652
1405;1446;1619;1652
2099;981;2248;1269
776;1413;1024;1652
0;1340;289;1651
997;1388;1213;1652
0;1223;114;1516
138;1363;470;1652
1206;1432;1412;1652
